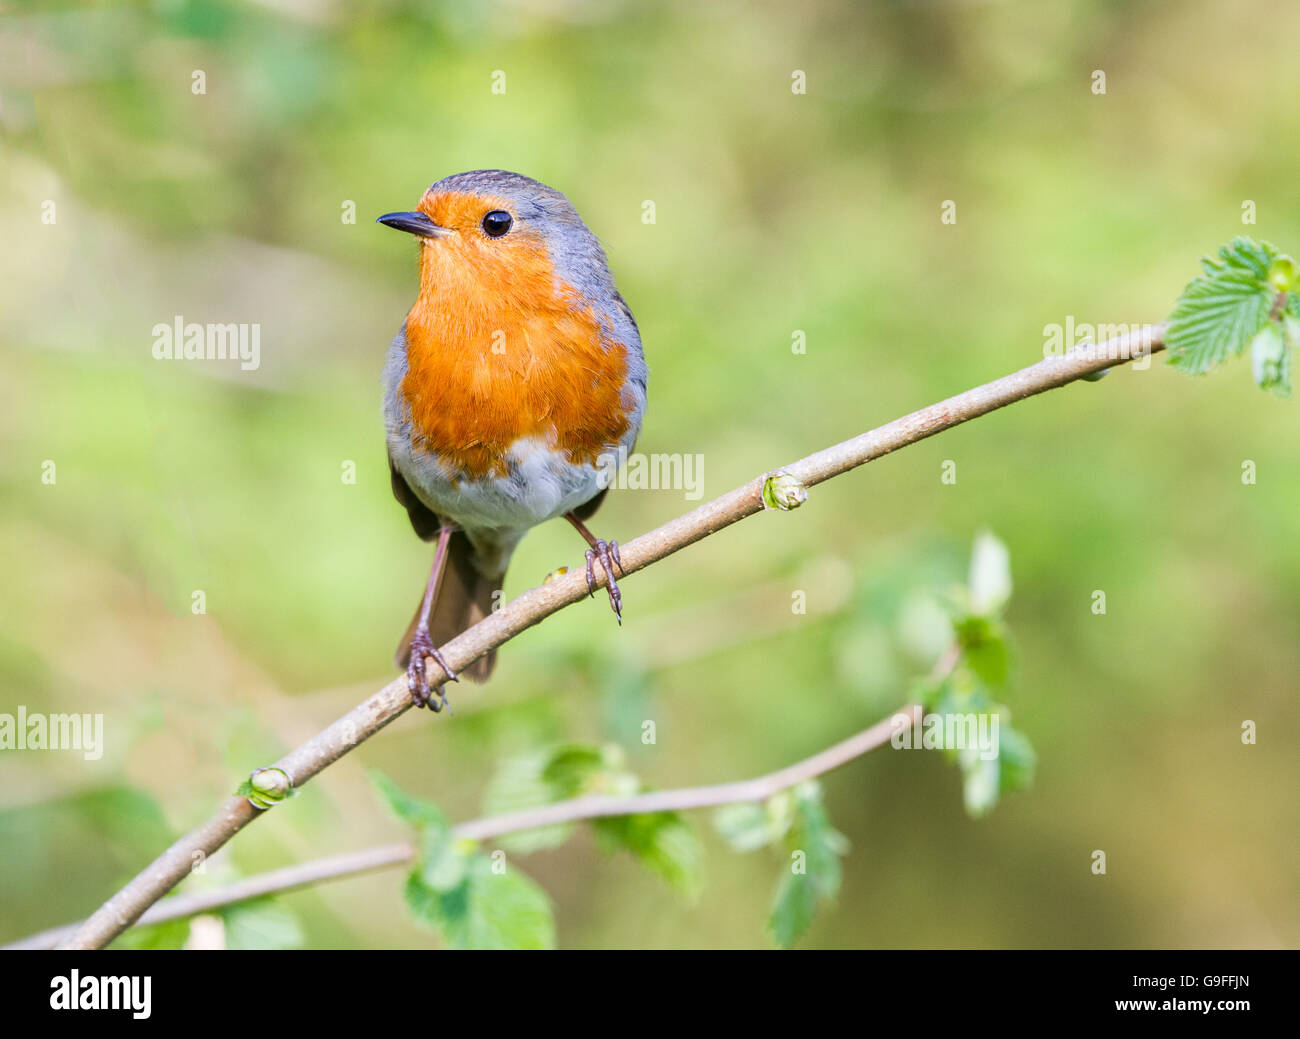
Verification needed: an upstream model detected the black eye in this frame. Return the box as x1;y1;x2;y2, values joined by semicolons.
482;210;513;237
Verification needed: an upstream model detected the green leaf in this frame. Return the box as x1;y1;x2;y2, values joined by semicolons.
482;746;605;853
1250;321;1293;397
896;590;956;668
419;825;472;893
952;614;1012;691
1168;275;1269;373
791;783;850;888
1168;237;1277;375
541;744;613;794
960;747;1000;817
931;668;986;720
966;631;1012;690
404;856;555;950
765;782;849;947
369;770;447;828
223;898;305;950
768;868;818;949
929;676;1036;815
968;530;1012;615
482;752;576;853
997;724;1038;793
403;869;442;927
1267;255;1298;292
600;660;654;745
594;811;703;896
1200;236;1274;280
714;790;798;852
484;743;637;853
111;918;190;950
913;671;952;709
957;716;1037;817
714;801;781;852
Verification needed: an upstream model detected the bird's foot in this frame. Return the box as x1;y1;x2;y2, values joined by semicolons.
584;538;624;624
407;628;458;712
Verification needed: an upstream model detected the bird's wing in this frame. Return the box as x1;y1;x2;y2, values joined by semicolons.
388;448;444;542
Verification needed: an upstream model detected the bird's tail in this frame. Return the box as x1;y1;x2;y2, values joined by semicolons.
394;530;501;682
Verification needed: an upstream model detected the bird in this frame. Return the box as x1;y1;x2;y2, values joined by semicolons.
377;170;647;711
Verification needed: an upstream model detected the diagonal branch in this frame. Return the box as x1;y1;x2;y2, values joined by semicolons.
57;325;1166;949
7;844;415;951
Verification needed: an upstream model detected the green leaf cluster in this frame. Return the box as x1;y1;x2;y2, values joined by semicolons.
371;770;555;950
927;531;1036;817
484;743;703;895
714;781;848;948
372;746;704;947
1167;237;1299;396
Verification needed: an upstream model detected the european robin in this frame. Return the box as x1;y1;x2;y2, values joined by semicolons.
377;170;647;710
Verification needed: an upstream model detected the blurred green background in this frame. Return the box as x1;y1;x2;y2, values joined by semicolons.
2;0;1297;949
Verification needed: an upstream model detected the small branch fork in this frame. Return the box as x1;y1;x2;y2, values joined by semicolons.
12;701;931;950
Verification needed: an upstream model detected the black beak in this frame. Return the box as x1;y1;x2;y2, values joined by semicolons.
376;211;448;238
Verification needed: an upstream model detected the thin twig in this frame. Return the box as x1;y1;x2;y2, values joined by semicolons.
16;687;948;950
5;844;415;951
454;700;918;839
56;325;1167;949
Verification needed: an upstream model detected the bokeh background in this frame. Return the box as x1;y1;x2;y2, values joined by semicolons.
2;0;1297;949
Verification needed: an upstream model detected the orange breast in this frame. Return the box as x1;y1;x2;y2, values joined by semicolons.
400;195;631;481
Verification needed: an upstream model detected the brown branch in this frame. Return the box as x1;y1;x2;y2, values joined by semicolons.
6;844;415;951
17;692;942;949
56;325;1167;949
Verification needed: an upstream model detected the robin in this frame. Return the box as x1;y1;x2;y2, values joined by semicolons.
377;170;647;711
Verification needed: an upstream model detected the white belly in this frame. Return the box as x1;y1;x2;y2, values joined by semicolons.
388;433;606;533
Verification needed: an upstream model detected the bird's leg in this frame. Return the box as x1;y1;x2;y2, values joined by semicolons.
564;512;624;624
407;525;460;711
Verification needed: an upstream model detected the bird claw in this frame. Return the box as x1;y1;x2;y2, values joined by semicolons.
407;628;458;711
584;538;623;623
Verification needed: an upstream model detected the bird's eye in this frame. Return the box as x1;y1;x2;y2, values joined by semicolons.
481;210;513;237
